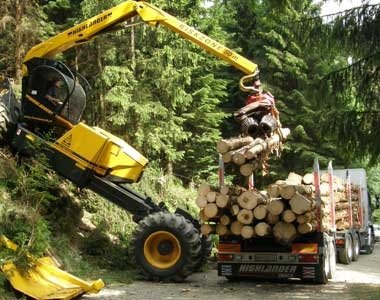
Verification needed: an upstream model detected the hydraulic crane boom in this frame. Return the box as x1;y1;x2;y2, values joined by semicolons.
23;0;257;76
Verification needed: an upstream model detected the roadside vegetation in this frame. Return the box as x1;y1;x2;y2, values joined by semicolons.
0;148;200;297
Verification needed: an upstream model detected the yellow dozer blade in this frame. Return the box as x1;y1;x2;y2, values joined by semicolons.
0;235;104;300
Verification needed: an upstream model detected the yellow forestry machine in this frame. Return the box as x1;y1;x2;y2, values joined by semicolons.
0;1;260;282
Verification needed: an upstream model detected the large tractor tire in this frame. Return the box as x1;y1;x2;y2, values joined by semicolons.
193;234;213;272
0;103;10;143
132;211;201;282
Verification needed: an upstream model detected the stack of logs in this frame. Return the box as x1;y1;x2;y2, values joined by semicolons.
216;128;291;176
197;172;362;244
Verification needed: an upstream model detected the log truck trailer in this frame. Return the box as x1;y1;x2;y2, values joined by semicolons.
217;160;376;284
0;1;262;282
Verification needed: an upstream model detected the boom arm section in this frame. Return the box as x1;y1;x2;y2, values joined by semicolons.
23;1;257;75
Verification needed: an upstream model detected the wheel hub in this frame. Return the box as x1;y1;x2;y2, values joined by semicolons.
158;240;174;256
143;231;181;269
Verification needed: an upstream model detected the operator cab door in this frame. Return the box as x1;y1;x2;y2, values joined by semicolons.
22;61;87;131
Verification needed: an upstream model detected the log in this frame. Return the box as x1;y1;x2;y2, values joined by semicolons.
240;161;259;176
196;195;208;208
199;209;209;222
220;215;231;226
217;136;254;154
237;190;259;210
320;182;330;196
289;192;312;214
280;184;297;200
206;191;217;203
230;221;244;235
245;138;265;160
302;173;314;185
267;183;282;198
273;222;297;244
222;152;233;163
216;224;229;236
246;128;290;160
296;212;314;224
282;209;296;223
232;150;247;166
216;194;229;208
241;225;255;239
255;222;271;237
200;224;215;235
198;183;211;196
266;212;280;225
237;209;254;224
230;204;240;216
220;186;230;195
298;222;315;234
204;203;219;218
287;172;303;185
253;204;267;220
267;199;285;216
320;173;330;183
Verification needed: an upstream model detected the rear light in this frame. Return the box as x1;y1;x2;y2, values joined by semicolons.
336;239;345;246
218;254;233;261
218;243;241;253
292;243;318;254
299;254;318;263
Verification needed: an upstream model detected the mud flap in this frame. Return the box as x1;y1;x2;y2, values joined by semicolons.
0;235;104;300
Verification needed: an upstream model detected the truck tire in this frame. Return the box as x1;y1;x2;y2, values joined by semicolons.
328;238;336;279
315;234;330;284
132;211;201;282
363;230;375;254
193;234;213;272
0;103;10;143
338;234;353;264
351;234;360;261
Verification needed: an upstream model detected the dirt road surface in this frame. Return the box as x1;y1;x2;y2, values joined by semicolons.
83;244;380;300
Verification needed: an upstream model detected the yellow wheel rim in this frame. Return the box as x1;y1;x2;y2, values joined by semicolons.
144;231;181;269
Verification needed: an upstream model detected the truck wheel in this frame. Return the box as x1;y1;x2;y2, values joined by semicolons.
0;103;10;143
363;231;375;254
338;234;352;264
351;234;360;261
315;234;330;284
132;212;201;282
328;238;336;279
193;234;213;272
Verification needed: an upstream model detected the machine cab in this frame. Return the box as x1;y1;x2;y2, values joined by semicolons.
22;58;89;129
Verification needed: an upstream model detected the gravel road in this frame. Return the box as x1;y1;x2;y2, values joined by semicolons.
83;244;380;300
